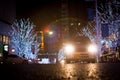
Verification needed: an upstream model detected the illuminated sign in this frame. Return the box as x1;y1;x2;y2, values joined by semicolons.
4;45;8;51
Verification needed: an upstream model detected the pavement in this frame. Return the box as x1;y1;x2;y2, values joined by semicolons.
0;63;120;80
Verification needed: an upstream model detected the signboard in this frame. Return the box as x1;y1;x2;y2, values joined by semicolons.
4;45;8;51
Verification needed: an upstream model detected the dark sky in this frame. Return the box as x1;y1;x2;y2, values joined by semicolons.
17;0;95;29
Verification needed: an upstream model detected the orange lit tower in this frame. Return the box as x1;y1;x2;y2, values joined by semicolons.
40;31;44;51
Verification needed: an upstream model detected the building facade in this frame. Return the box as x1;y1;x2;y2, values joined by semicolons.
0;0;16;57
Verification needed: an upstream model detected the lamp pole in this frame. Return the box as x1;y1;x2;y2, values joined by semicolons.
95;0;101;63
85;0;100;62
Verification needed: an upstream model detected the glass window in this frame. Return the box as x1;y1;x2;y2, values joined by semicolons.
2;36;10;44
3;36;6;43
6;36;8;44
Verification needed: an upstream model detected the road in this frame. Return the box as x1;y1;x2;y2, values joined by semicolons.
0;63;120;80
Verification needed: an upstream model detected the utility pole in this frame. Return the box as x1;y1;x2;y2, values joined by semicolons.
85;0;100;62
95;0;101;63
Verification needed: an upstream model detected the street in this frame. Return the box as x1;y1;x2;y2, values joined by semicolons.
0;63;120;80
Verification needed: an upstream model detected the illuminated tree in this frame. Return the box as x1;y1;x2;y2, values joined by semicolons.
58;48;66;61
10;18;39;59
98;0;120;39
80;0;120;43
80;21;96;43
98;0;120;51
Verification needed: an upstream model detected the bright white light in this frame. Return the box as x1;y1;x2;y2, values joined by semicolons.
37;58;40;61
48;31;53;35
64;44;75;54
38;58;50;64
60;60;65;64
88;44;97;54
4;45;8;51
12;49;15;53
28;59;32;62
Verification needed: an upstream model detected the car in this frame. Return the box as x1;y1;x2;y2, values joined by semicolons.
3;54;28;64
58;42;97;63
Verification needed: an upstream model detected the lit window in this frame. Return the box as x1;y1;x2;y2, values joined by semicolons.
2;36;10;44
6;37;9;44
3;36;6;43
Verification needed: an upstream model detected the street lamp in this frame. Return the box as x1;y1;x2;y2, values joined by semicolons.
48;31;53;35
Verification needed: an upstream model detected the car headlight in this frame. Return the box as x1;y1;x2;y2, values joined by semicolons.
88;44;97;54
64;44;75;54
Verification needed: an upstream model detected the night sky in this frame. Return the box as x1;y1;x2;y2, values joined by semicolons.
16;0;96;51
17;0;61;28
17;0;95;30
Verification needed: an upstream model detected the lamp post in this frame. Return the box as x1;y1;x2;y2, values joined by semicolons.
95;0;101;63
85;0;100;62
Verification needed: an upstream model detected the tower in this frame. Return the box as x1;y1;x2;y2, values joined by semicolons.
61;0;69;43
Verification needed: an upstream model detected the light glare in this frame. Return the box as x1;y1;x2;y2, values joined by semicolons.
60;60;65;64
49;31;53;35
64;44;75;54
88;44;97;54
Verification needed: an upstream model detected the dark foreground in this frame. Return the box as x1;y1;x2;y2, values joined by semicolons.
0;63;120;80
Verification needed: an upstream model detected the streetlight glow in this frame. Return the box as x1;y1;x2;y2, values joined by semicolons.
48;31;53;35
